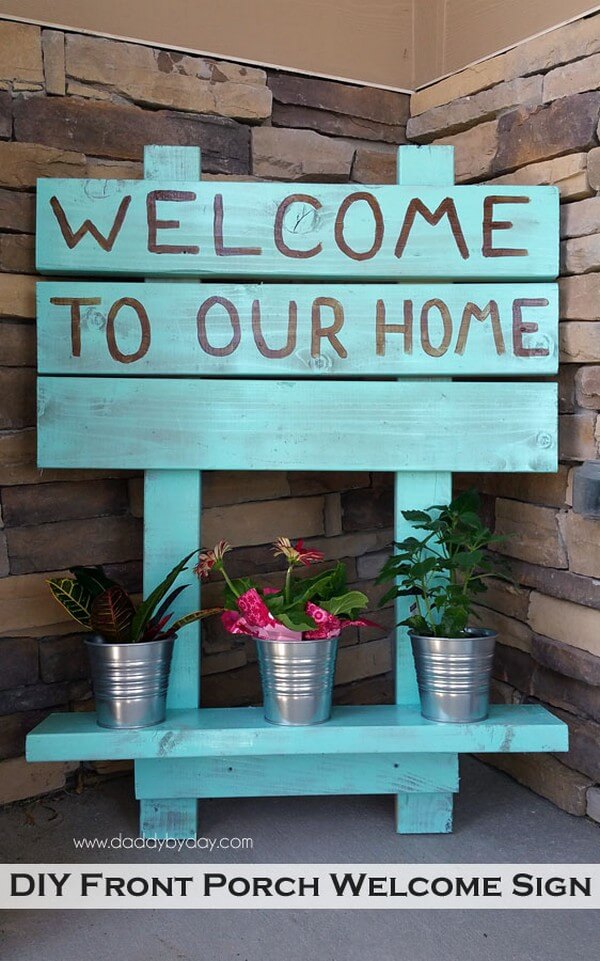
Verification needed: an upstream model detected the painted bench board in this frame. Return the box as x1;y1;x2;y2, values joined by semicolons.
26;704;567;761
37;281;559;377
36;179;559;280
134;753;460;798
37;377;558;473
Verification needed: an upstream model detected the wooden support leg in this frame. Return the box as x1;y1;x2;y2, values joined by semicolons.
140;799;199;840
395;791;454;834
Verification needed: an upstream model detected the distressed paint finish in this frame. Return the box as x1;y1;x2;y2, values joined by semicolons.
134;752;460;799
36;179;559;280
396;792;454;834
25;704;569;761
139;145;202;840
37;281;559;377
37;377;558;473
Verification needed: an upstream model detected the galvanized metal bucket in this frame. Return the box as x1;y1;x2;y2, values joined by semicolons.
85;634;174;729
255;634;339;725
410;628;497;723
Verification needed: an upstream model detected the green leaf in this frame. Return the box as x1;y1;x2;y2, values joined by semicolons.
171;608;223;633
276;606;317;632
321;590;368;617
401;510;432;524
130;550;198;642
91;586;135;642
70;566;118;599
47;578;93;628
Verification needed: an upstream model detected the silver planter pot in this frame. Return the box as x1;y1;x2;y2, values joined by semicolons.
85;634;175;729
255;635;339;726
410;628;497;723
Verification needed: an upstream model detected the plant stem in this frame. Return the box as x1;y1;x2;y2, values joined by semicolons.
284;565;293;604
219;563;240;598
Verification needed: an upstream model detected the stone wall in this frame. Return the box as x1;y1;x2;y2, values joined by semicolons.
407;10;600;823
0;21;409;804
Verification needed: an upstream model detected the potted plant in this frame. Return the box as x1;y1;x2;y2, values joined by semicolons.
377;490;508;723
194;538;376;726
47;552;212;729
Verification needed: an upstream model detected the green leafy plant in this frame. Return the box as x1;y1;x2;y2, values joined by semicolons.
377;489;509;638
47;552;218;643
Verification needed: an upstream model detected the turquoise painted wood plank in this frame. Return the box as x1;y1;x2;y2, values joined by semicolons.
139;145;202;841
134;753;460;799
395;791;453;834
36;178;559;280
37;378;558;473
394;472;453;704
37;281;559;377
25;704;568;762
139;798;198;840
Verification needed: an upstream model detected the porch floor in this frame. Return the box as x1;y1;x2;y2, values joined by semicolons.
0;756;597;961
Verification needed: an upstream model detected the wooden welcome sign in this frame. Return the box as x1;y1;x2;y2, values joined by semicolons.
28;145;565;840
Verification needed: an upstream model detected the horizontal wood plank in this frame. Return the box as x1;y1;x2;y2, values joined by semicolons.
37;377;558;472
134;753;460;798
26;704;568;762
37;281;558;377
36;180;559;280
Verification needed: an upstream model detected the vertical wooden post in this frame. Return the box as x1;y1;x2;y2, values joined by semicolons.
394;145;455;833
138;145;202;840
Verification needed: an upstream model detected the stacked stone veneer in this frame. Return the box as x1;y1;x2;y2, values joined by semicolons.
0;22;409;804
407;11;600;824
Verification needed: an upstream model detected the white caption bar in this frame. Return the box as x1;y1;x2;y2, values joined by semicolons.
1;864;599;909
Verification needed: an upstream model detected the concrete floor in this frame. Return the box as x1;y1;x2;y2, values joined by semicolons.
0;756;598;961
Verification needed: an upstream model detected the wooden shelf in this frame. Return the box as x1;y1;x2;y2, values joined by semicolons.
26;703;567;763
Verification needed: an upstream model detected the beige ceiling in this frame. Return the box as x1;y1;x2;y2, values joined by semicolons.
0;0;598;90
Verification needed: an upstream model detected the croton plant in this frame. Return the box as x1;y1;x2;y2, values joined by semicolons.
47;552;213;643
194;537;377;639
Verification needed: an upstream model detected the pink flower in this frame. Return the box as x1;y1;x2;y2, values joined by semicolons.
273;537;324;567
193;540;232;580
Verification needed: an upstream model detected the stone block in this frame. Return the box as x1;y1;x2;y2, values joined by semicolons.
0;273;36;319
559;412;598;460
493;499;567;567
559;510;600;577
408;75;542;143
479;752;592;816
272;103;406;143
473;605;532;652
1;478;130;527
587;786;600;823
6;515;142;574
0;756;71;805
510;557;600;611
0;320;36;367
476;577;531;621
268;72;409;125
456;467;570;508
351;145;397;183
435;120;498;182
0;140;86;189
544;50;600;102
532;632;600;685
42;29;65;95
587;145;600;190
0;367;36;429
561;196;600;240
0;530;8;576
561;233;600;275
202;661;261;707
0;189;35;234
288;472;369;496
335;635;393;686
494;93;600;175
13;97;250;174
201;647;247;676
549;706;600;781
532;664;600;722
492;643;535;693
203;495;325;548
251;127;354;181
0;22;43;84
561;274;600;320
560;322;600;363
0;90;10;140
487;152;590;201
571;460;600;517
85;159;142;180
0;637;38;689
202;471;290;508
0;233;35;274
575;366;600;408
0;681;70;715
559;365;577;414
39;634;89;683
342;485;393;532
529;591;600;656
